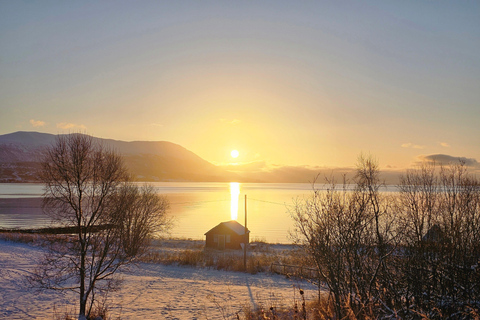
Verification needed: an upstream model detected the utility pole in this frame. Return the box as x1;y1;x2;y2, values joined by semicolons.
244;194;247;271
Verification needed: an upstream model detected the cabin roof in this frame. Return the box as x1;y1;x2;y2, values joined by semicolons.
423;224;444;242
205;220;250;236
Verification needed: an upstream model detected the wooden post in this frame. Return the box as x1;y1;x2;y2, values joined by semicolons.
244;194;247;271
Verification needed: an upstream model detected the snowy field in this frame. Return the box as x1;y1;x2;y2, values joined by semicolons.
0;240;317;319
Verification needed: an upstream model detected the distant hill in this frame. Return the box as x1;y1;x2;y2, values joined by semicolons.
0;131;404;184
0;131;239;183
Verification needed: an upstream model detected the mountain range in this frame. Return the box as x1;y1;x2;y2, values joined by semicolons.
0;131;409;184
0;131;242;183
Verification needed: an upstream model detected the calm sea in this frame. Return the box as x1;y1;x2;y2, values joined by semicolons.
0;182;321;243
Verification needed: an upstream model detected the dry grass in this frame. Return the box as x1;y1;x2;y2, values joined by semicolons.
0;231;78;249
217;288;340;320
1;231;311;275
52;302;120;320
0;230;61;245
239;293;398;320
1;231;312;276
142;239;313;274
0;230;42;244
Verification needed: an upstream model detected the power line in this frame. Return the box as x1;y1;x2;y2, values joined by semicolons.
170;197;290;207
169;197;294;208
169;198;230;206
248;198;288;206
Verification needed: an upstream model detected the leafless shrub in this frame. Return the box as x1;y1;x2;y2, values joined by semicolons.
293;155;480;318
398;161;480;317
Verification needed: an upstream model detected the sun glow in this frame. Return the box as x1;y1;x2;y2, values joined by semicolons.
231;149;239;158
230;182;240;220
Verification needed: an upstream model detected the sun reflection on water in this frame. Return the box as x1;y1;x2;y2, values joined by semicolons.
230;182;240;220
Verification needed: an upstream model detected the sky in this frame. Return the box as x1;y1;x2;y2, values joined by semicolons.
1;1;479;171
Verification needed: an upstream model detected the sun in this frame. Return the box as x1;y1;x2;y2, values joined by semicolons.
230;149;239;158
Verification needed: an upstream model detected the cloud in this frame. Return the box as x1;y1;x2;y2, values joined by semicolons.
29;119;46;127
417;154;480;168
401;142;425;149
149;123;164;127
440;142;450;147
219;118;241;125
220;160;270;172
56;122;86;130
218;161;404;184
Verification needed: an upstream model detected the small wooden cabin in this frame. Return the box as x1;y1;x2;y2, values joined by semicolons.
205;220;250;250
423;224;445;243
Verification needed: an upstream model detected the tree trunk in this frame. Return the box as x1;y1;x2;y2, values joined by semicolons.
79;238;87;319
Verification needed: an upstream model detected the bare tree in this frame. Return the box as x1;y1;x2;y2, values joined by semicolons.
398;160;480;317
354;155;400;311
291;155;399;318
294;155;480;317
437;162;480;314
397;162;441;313
29;134;169;320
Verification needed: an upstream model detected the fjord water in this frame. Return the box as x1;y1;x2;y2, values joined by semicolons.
0;182;315;243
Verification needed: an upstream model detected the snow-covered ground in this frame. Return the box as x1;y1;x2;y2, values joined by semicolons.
0;240;317;319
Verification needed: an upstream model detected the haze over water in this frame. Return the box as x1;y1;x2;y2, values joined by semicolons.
0;182;314;243
0;182;402;243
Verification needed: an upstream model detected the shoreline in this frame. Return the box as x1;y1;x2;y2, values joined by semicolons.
0;230;297;247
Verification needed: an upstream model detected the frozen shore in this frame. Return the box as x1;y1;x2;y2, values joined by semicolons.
0;239;317;319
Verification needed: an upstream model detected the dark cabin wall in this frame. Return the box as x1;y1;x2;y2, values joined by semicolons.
205;224;249;250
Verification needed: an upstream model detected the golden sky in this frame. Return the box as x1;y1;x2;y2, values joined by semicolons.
1;1;479;171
